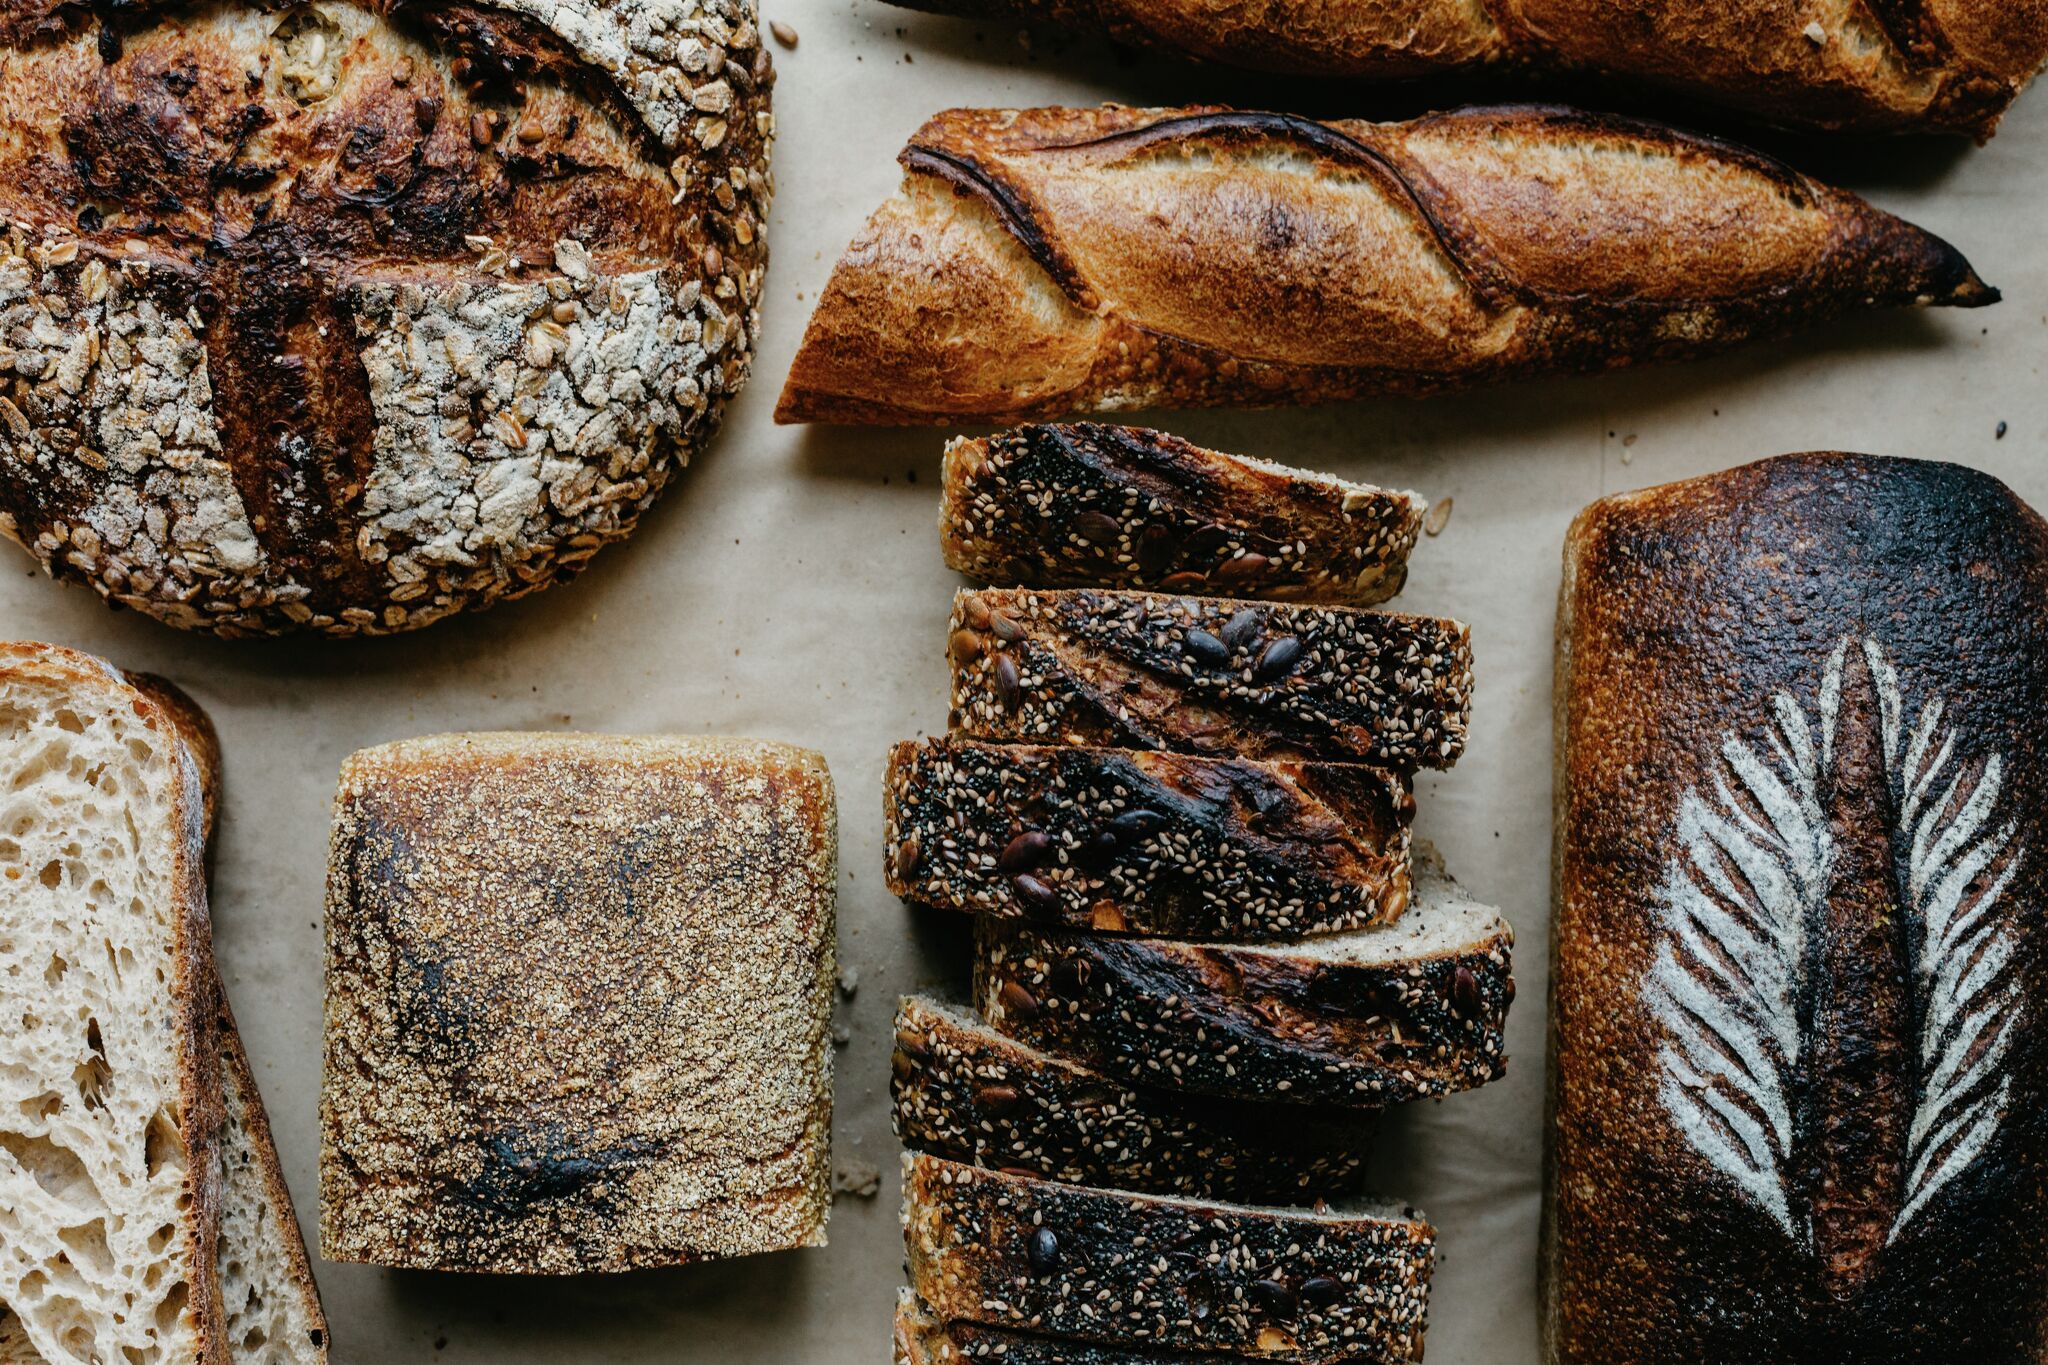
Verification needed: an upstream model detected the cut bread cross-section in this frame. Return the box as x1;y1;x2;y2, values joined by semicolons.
948;588;1471;769
0;641;223;1365
903;1155;1433;1364
885;739;1413;941
940;424;1428;606
892;997;1371;1202
974;851;1513;1108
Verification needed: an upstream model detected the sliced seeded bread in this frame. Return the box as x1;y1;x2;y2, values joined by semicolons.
903;1154;1433;1363
0;641;225;1364
948;589;1471;770
974;851;1512;1109
892;997;1370;1202
885;739;1413;941
940;425;1428;607
895;1290;1276;1365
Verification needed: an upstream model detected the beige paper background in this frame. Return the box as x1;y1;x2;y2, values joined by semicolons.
4;7;2047;1360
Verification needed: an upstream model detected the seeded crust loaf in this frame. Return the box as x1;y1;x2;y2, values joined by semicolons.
941;425;1428;607
949;588;1472;771
976;852;1513;1109
776;104;1992;425
896;1293;1281;1365
877;0;2048;138
1549;455;2048;1361
0;0;773;638
885;739;1414;941
892;997;1372;1201
320;732;836;1273
904;1154;1434;1363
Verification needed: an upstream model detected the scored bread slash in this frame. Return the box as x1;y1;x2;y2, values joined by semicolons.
902;1154;1434;1364
891;997;1373;1202
884;738;1413;941
973;850;1513;1109
940;424;1428;606
948;587;1472;769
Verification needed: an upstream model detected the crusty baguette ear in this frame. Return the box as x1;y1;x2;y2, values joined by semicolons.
778;104;1993;425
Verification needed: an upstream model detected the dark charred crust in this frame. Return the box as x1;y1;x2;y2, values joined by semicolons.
884;738;1413;941
901;143;1090;302
897;1304;1284;1365
891;997;1371;1201
905;1155;1434;1364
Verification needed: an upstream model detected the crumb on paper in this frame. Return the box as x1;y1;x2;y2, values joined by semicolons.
1424;498;1453;537
833;1161;881;1199
770;20;797;47
836;963;860;997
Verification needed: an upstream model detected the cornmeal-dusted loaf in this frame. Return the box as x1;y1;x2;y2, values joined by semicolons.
877;0;2048;138
948;588;1472;770
885;739;1414;940
904;1155;1434;1363
941;424;1428;606
776;105;1992;424
891;997;1371;1201
0;642;225;1363
0;0;774;638
1550;454;2048;1361
976;852;1513;1108
319;732;837;1273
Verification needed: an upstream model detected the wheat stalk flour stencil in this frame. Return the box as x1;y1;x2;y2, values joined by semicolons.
1648;637;2023;1251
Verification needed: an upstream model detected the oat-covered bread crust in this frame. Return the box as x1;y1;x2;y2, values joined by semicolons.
903;1155;1435;1363
878;0;2048;137
777;104;1991;425
1549;454;2048;1361
976;852;1513;1109
885;738;1414;940
891;997;1372;1201
948;588;1472;770
941;424;1428;607
0;0;773;637
319;732;836;1273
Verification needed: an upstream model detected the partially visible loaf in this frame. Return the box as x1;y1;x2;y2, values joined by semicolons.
319;733;837;1273
894;1290;1277;1365
892;997;1371;1201
903;1155;1434;1363
941;424;1427;606
949;588;1472;770
885;738;1413;940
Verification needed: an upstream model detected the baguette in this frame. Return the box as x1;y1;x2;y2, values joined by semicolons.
941;424;1427;606
885;738;1413;940
975;851;1512;1109
948;588;1471;770
1550;453;2048;1359
892;997;1371;1201
776;104;1993;425
903;1154;1433;1363
877;0;2048;138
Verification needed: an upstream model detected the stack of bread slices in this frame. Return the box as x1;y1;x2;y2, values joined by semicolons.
882;423;1516;1363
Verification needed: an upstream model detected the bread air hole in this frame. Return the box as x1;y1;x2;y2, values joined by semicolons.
144;1108;185;1180
272;5;348;106
0;1130;97;1205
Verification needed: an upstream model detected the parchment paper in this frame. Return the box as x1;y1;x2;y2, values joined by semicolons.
3;6;2045;1359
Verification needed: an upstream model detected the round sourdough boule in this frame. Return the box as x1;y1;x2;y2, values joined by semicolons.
0;0;773;638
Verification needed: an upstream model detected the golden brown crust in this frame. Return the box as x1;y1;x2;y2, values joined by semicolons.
776;104;1992;426
1548;454;2048;1360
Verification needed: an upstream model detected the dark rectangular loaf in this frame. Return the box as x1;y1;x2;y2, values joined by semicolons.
903;1155;1433;1363
892;996;1371;1202
948;588;1472;770
895;1291;1275;1365
884;738;1413;941
940;424;1427;607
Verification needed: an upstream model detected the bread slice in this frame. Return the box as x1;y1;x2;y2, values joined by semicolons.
895;1290;1274;1365
0;642;225;1363
320;733;838;1273
974;851;1512;1109
902;1154;1433;1363
892;997;1370;1202
884;739;1412;941
948;588;1471;770
940;425;1427;607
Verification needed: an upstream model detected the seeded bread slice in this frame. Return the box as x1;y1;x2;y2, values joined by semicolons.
903;1155;1433;1363
948;588;1471;770
974;851;1512;1109
885;739;1412;941
892;997;1370;1202
895;1290;1274;1365
940;425;1427;607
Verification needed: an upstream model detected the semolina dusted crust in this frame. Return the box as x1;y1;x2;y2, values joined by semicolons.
319;731;837;1273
